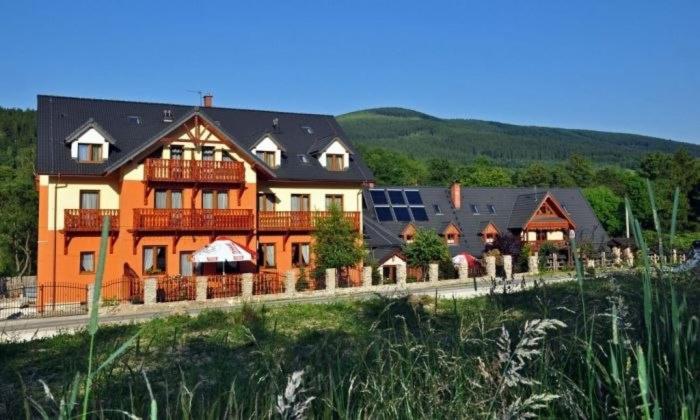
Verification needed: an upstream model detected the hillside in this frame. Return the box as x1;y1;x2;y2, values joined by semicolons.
337;108;700;167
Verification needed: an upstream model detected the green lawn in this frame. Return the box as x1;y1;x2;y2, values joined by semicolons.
1;272;698;418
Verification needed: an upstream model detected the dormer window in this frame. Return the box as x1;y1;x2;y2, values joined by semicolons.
257;151;276;167
326;154;344;171
78;144;103;163
446;233;457;245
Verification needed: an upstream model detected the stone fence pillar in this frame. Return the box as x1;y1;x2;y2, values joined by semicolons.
503;255;512;280
362;266;373;288
87;283;99;315
612;247;622;265
672;249;678;264
195;276;208;302
600;252;607;268
586;259;595;269
528;253;539;275
325;268;336;293
485;256;496;279
458;262;468;281
551;253;559;271
623;247;634;267
144;277;157;305
241;273;254;300
285;270;297;296
428;263;439;283
397;264;407;287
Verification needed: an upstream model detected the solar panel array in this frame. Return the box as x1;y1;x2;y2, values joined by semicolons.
370;189;429;222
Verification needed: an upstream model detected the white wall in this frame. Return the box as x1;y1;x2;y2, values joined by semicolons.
70;128;109;160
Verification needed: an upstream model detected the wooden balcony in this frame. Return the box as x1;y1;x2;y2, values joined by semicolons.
144;158;245;184
63;209;120;232
132;209;255;232
257;211;360;232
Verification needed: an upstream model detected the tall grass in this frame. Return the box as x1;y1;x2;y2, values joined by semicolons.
7;183;699;418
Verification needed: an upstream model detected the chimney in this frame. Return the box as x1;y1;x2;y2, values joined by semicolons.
450;181;461;209
203;93;213;107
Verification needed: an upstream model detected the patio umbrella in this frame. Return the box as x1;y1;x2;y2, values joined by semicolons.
192;239;254;273
452;252;478;268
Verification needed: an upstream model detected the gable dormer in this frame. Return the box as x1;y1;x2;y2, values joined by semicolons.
65;119;115;163
401;223;417;243
441;222;462;246
311;137;351;171
251;134;284;168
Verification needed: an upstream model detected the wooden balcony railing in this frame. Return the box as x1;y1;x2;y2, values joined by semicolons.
257;211;360;232
63;209;119;232
144;158;245;183
133;209;255;231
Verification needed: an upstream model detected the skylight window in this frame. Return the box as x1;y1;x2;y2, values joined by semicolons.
487;204;496;215
470;204;480;215
561;203;569;213
300;125;314;134
433;204;443;215
127;115;141;125
297;154;309;164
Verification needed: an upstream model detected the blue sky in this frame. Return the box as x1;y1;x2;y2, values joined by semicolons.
1;1;699;143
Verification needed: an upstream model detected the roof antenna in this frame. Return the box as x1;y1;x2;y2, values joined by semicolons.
187;90;204;106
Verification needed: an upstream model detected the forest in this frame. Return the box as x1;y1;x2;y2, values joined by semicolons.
0;106;698;277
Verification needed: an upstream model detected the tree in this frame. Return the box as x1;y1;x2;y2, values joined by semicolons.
459;157;513;187
565;154;594;187
402;228;450;270
516;162;553;187
427;158;457;186
360;146;427;185
312;205;364;269
583;186;624;236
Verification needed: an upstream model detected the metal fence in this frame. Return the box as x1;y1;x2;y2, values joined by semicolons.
156;276;197;302
407;266;427;283
296;267;325;291
207;274;243;299
0;283;88;320
254;271;284;295
102;277;144;304
337;266;362;288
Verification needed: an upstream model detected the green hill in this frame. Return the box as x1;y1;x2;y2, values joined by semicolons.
337;107;700;167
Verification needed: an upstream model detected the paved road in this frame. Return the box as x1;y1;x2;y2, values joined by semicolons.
0;273;575;342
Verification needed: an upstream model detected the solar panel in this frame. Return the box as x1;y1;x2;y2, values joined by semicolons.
404;190;423;205
388;190;406;205
393;207;411;221
375;207;393;221
370;189;388;205
410;206;428;221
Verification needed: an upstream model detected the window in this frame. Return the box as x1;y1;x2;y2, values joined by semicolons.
143;246;167;274
170;146;183;160
487;204;496;215
258;193;276;211
326;154;344;171
202;147;215;161
80;190;100;209
222;151;234;161
257;151;276;167
297;154;309;164
291;194;310;211
155;189;182;209
405;234;415;243
291;243;310;267
470;204;480;215
79;252;95;273
446;233;457;245
433;204;443;215
300;125;314;134
180;252;193;276
325;194;343;210
127;115;141;125
258;243;276;268
203;190;229;210
561;203;569;213
77;144;103;162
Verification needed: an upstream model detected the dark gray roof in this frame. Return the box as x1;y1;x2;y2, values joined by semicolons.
37;95;374;182
363;186;609;258
508;191;548;229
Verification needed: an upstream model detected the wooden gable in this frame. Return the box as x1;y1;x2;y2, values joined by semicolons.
481;222;500;236
524;194;575;231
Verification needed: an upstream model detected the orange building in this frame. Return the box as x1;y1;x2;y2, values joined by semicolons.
36;95;373;302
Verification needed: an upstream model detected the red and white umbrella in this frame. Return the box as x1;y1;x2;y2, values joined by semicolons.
192;239;254;264
452;252;478;268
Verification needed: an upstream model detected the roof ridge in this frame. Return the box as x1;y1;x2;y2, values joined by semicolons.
38;94;335;118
